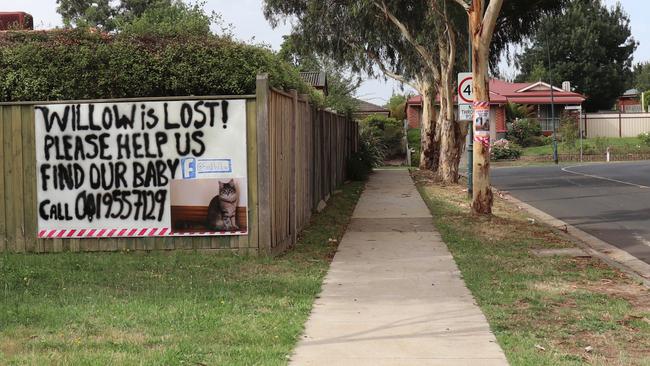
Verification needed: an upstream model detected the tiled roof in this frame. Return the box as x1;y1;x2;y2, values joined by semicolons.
354;98;389;113
406;79;586;106
299;71;327;87
622;88;639;97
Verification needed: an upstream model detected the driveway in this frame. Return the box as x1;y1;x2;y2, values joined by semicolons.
491;161;650;264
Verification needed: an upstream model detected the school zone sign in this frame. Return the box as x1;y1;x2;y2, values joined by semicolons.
34;99;248;238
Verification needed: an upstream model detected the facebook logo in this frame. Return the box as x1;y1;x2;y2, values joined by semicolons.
181;158;196;179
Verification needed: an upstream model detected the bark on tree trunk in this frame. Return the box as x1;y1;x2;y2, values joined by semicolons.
419;84;439;171
436;18;466;184
468;0;502;214
437;86;465;183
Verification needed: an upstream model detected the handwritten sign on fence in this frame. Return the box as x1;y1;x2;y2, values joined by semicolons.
34;99;248;239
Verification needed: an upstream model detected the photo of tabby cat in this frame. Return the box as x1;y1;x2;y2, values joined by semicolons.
206;179;240;231
170;177;247;234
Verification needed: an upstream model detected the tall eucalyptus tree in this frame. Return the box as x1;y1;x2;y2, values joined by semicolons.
265;0;567;187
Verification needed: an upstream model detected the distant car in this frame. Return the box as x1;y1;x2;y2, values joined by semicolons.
0;12;33;30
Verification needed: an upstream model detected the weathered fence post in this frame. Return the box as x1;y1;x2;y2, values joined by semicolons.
256;74;271;254
290;90;298;247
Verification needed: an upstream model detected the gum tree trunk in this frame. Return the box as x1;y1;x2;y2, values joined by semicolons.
419;82;440;171
436;17;466;184
437;77;465;183
468;0;503;214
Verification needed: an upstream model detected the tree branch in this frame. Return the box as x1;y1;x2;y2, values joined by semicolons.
366;49;421;91
481;0;504;45
373;0;438;75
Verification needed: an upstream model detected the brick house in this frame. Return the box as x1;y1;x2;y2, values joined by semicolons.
0;12;33;30
352;98;390;120
406;79;586;140
617;89;642;113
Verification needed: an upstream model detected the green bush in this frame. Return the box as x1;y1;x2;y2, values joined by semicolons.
407;128;421;167
491;139;522;161
0;29;311;102
593;137;608;153
638;132;650;146
347;128;386;181
506;118;542;147
359;114;404;159
582;143;596;155
540;135;554;146
559;114;579;147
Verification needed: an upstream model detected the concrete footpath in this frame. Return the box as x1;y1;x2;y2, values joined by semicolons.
289;169;509;365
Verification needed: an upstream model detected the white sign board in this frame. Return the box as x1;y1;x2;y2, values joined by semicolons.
34;99;248;239
459;104;474;121
458;72;474;105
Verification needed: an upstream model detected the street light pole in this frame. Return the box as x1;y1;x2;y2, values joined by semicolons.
546;30;558;164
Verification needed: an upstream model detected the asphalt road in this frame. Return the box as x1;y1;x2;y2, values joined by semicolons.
491;161;650;264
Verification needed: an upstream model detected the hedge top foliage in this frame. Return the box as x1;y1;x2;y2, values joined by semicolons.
0;29;313;102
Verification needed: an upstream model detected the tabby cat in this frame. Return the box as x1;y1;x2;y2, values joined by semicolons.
206;179;240;231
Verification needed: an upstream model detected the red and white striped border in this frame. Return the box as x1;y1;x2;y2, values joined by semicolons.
38;228;247;238
473;101;490;108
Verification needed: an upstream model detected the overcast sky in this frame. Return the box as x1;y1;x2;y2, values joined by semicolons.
2;0;648;105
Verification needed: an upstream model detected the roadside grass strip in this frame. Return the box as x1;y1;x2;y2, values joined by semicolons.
523;137;647;157
0;182;364;365
413;170;650;366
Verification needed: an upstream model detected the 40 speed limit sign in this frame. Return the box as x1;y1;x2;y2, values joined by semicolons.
458;72;473;121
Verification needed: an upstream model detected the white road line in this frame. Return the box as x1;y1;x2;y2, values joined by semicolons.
561;165;650;189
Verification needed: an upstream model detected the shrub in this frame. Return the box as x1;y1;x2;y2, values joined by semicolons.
638;132;650;146
359;114;404;159
410;147;420;167
407;128;421;167
0;29;312;102
490;139;522;161
506;118;542;147
582;143;596;155
347;128;386;181
527;136;547;147
540;135;554;146
559;114;579;147
593;137;608;153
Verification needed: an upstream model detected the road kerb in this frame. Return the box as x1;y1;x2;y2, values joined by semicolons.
497;190;650;288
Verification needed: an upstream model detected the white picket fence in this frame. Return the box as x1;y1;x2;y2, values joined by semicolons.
583;113;650;138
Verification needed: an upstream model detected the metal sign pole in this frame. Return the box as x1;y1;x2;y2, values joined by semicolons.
467;11;473;198
580;107;583;162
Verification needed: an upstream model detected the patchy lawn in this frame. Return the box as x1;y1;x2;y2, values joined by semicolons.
413;171;650;366
0;182;364;365
522;136;649;156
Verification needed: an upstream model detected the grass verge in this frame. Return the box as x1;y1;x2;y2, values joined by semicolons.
522;137;648;156
413;171;650;365
0;181;364;365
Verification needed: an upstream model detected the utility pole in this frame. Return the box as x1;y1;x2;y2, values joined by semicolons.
546;30;558;164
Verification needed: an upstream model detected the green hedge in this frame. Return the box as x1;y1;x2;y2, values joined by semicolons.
0;29;311;102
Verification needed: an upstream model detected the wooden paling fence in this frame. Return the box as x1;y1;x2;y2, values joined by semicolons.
0;73;358;254
257;75;358;254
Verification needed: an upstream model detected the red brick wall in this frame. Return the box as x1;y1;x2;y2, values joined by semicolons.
618;97;641;112
407;104;421;128
496;105;506;132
